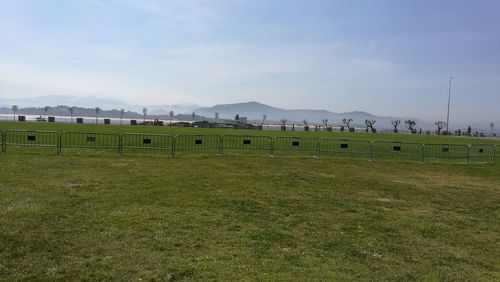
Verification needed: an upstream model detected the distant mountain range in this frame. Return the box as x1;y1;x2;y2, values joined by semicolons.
194;101;416;129
0;95;497;132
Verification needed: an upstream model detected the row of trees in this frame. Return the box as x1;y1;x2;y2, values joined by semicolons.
8;105;450;134
9;105;179;125
274;117;421;134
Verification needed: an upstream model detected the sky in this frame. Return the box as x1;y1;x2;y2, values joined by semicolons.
0;0;499;123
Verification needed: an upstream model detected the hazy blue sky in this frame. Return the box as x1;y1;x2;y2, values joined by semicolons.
1;0;499;122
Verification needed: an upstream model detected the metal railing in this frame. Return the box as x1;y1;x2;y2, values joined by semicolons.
173;135;222;156
468;144;496;164
0;129;497;165
60;132;121;154
318;138;371;159
221;135;272;155
120;133;174;156
271;136;319;156
371;141;423;162
422;144;470;164
5;129;59;154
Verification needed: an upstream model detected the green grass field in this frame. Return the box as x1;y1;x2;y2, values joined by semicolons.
1;121;499;281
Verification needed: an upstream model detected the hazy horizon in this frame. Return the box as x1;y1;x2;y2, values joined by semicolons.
1;1;499;123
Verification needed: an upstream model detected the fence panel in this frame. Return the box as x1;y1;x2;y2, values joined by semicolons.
371;141;423;162
5;129;59;154
422;144;469;163
221;135;272;155
121;133;174;155
60;132;121;154
173;135;221;156
271;137;318;156
468;144;495;164
318;138;371;159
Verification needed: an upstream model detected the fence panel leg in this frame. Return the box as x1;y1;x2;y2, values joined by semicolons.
119;135;123;156
466;145;470;165
57;133;61;155
493;145;497;165
420;144;424;164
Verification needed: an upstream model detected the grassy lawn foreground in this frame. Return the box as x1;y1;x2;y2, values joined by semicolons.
1;153;499;281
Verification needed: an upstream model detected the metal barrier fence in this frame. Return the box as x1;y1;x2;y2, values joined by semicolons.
221;135;272;155
120;133;174;155
173;135;222;156
371;141;423;162
5;129;59;154
271;137;319;156
60;132;121;154
318;138;371;159
0;129;497;164
468;144;496;164
422;144;469;163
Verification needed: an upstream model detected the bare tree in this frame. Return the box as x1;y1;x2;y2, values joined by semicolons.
342;118;354;132
365;119;376;133
120;108;125;125
303;119;309;131
435;121;446;135
169;110;174;125
95;107;100;124
321;119;328;128
68;106;75;124
11;105;18;121
43;106;50;119
142;108;148;123
405;120;416;133
280;119;287;131
391;120;401;133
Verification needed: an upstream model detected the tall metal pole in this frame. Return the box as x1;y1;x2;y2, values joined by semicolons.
446;77;454;134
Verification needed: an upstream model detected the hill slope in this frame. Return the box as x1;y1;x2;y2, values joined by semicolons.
195;101;403;128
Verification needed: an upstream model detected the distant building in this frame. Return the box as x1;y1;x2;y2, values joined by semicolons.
174;113;256;129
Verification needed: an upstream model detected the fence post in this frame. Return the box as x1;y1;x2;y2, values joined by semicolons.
172;136;177;157
57;132;61;155
4;131;7;154
219;136;224;156
316;139;321;158
119;134;123;155
420;144;425;163
270;137;274;157
220;135;224;155
170;136;174;158
465;145;470;165
369;141;374;161
493;145;497;165
315;138;320;158
269;136;275;156
1;131;4;153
